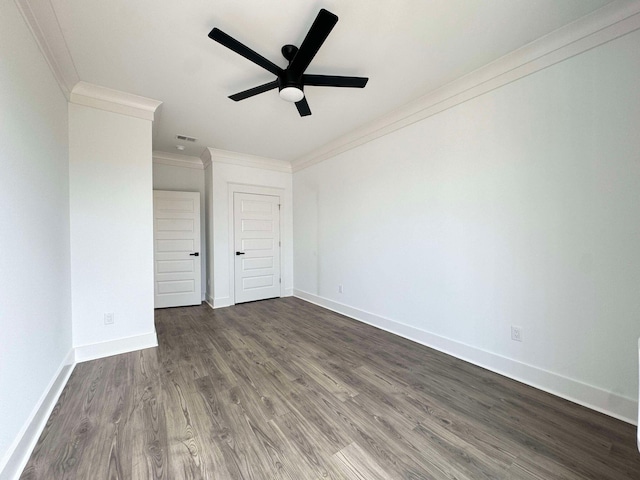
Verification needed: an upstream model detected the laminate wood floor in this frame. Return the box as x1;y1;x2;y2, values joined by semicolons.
21;297;640;479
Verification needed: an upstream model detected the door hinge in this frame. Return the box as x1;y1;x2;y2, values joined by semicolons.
279;278;281;284
279;241;281;247
278;204;281;210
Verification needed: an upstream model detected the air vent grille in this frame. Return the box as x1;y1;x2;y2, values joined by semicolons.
176;134;197;142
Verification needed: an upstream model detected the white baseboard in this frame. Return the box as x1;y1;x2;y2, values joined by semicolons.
294;290;638;425
213;296;233;309
0;349;75;480
207;292;293;308
205;293;214;309
74;331;158;363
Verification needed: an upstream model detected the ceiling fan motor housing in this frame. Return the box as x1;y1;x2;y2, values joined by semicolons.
278;57;305;102
278;68;303;92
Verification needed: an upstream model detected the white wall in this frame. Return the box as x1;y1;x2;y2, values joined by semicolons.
294;29;640;423
206;159;293;307
204;163;213;302
152;162;206;300
69;104;157;356
0;0;72;475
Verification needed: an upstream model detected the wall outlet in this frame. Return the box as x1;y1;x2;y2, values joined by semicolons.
511;325;523;342
338;285;343;294
104;312;115;325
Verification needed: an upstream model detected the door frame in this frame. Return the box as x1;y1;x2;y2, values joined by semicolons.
227;183;284;305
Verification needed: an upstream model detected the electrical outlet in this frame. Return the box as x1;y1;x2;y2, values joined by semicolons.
104;313;114;325
511;325;523;342
338;285;343;294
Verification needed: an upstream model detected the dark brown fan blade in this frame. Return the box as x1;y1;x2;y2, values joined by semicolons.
288;9;338;78
229;80;279;101
303;74;368;88
209;28;282;76
295;97;311;116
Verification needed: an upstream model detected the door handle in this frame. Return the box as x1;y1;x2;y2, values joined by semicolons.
189;252;199;256
235;251;245;256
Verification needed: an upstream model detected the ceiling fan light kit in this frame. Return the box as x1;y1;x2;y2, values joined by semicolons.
208;8;368;117
279;86;304;102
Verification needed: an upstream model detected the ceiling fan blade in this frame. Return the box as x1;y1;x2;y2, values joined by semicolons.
209;28;282;76
303;74;368;88
295;97;312;117
288;9;338;78
229;80;279;101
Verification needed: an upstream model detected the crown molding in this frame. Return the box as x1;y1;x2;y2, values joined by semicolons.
15;0;80;99
203;147;292;173
16;0;163;120
70;81;162;121
153;151;204;170
292;1;640;172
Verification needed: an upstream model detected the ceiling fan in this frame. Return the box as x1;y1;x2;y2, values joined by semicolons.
208;9;368;117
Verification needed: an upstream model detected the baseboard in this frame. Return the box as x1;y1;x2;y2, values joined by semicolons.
74;331;158;363
0;349;75;480
205;293;214;309
206;291;292;308
204;294;213;308
294;290;638;425
213;296;233;309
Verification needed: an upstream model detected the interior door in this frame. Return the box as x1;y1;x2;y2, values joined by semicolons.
234;192;281;304
153;190;201;308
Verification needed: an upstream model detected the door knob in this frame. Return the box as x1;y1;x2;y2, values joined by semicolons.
236;251;245;255
189;252;199;256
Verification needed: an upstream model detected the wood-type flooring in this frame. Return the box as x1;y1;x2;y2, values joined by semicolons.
21;297;640;479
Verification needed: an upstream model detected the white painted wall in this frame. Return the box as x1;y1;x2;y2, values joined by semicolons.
205;160;293;307
69;103;156;353
152;162;206;300
294;29;640;423
204;162;213;304
0;1;72;475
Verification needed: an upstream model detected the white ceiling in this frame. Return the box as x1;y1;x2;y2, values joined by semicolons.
49;0;614;161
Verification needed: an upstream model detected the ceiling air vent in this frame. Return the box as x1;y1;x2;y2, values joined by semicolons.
176;134;197;142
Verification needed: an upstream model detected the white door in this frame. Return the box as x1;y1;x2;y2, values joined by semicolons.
234;192;281;304
153;190;201;308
